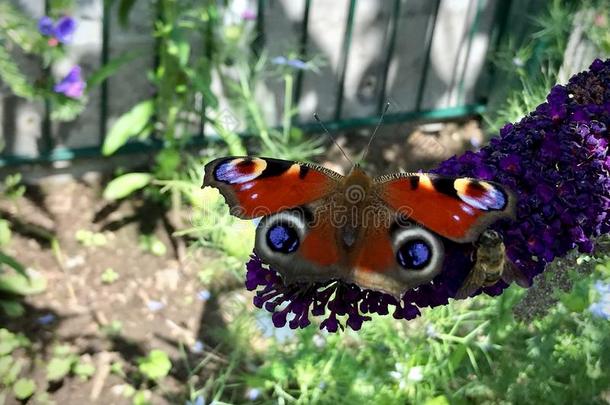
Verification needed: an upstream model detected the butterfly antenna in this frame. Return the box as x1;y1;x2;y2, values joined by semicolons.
313;113;354;166
359;101;390;164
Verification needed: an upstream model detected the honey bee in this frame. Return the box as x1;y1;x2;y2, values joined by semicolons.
455;229;530;299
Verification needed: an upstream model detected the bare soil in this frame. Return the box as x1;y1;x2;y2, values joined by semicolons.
0;119;481;404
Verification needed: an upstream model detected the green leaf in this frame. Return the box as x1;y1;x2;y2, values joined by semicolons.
220;221;255;260
101;268;119;284
87;52;141;88
73;361;96;380
0;329;28;356
103;173;152;200
46;357;74;382
0;269;46;296
13;378;35;400
0;356;13;377
0;220;11;247
0;45;37;100
424;396;450;405
102;100;154;156
138;349;171;381
2;358;22;385
0;251;27;278
139;235;167;257
132;390;152;405
0;300;25;318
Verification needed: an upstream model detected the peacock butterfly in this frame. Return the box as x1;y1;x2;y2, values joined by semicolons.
202;155;516;298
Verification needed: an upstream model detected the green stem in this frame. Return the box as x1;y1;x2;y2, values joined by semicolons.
282;73;293;144
238;65;276;152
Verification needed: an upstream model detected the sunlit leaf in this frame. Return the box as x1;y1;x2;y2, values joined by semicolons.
102;100;154;156
46;357;74;382
13;378;35;400
103;173;152;200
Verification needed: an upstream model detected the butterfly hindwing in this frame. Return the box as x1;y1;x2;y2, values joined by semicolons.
374;173;515;243
253;202;349;285
203;157;341;219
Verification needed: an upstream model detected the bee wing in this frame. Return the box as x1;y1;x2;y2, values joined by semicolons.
501;262;531;288
455;266;487;299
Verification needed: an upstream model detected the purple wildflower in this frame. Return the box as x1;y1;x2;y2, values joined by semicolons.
54;16;76;43
54;66;86;99
38;15;77;45
241;9;257;21
245;59;610;332
38;16;55;36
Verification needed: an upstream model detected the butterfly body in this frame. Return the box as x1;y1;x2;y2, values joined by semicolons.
204;156;516;298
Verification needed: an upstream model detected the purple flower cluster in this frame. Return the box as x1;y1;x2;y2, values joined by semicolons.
54;66;86;99
38;16;76;46
245;59;610;332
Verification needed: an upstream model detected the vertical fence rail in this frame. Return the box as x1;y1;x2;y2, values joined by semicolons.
293;0;312;112
99;1;110;148
414;0;441;112
334;0;357;121
377;0;402;114
455;0;484;105
0;0;517;166
41;0;53;155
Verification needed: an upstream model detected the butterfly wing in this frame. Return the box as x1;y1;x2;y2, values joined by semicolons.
253;199;350;286
203;157;342;219
253;198;448;298
348;213;448;297
374;173;516;243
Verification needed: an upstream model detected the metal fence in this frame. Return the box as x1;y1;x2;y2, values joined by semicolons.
0;0;529;167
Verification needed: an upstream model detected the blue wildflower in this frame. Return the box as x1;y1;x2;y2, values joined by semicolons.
271;56;310;71
589;281;610;319
185;396;205;405
191;340;204;354
146;300;165;312
37;313;56;325
245;388;261;401
196;290;211;301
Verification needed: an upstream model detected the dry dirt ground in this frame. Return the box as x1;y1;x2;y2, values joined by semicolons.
0;119;482;404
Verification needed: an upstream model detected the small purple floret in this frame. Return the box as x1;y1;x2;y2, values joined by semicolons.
54;66;86;99
38;15;77;44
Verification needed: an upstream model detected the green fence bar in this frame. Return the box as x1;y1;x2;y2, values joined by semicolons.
0;104;485;166
293;0;312;110
378;0;402;115
334;0;357;121
456;0;484;105
415;0;441;112
99;1;110;147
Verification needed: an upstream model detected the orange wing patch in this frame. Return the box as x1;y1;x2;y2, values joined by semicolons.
377;174;514;243
300;221;340;267
203;157;340;218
